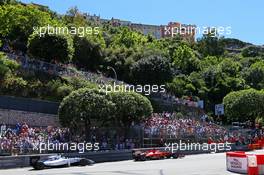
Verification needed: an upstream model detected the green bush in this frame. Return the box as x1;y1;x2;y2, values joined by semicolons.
73;36;104;71
0;53;20;78
28;33;74;63
242;46;262;57
56;84;74;99
64;76;98;90
131;55;173;85
0;63;10;78
2;75;27;95
0;4;59;50
27;80;45;98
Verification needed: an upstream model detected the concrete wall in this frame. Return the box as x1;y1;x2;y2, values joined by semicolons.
0;96;59;114
0;108;59;126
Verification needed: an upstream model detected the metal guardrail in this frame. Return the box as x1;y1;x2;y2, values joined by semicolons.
0;144;250;169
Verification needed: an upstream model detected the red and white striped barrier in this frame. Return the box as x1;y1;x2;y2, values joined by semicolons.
226;152;248;174
226;151;264;175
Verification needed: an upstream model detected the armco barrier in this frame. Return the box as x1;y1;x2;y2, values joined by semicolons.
0;144;250;169
0;151;132;169
63;150;132;163
0;154;54;169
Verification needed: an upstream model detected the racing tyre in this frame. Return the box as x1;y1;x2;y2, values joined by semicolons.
140;155;147;161
79;159;89;166
33;162;45;170
172;153;179;159
134;157;139;161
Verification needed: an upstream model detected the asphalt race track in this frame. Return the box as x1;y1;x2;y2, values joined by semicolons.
0;153;239;175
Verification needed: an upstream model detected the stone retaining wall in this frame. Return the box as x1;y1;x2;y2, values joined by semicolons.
0;108;59;127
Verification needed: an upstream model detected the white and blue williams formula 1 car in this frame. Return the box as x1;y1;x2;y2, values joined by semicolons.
32;155;95;170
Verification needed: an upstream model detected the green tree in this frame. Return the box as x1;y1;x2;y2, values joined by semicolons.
27;33;74;63
219;58;241;77
110;27;148;48
58;88;115;139
0;4;58;51
103;47;135;81
131;55;173;85
200;61;245;111
199;56;221;70
108;91;153;127
245;61;264;89
188;72;208;98
224;89;264;122
0;0;17;5
166;75;188;97
172;44;200;75
197;32;224;57
73;36;104;71
242;46;262;57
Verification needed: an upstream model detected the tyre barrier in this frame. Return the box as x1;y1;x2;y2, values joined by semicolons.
226;151;264;175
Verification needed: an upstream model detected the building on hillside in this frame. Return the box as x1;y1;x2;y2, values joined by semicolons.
129;23;162;39
161;22;196;42
84;13;100;21
83;13;102;25
84;14;132;26
109;18;132;26
83;13;196;41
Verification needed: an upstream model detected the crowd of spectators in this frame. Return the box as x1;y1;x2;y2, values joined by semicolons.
0;114;261;155
152;93;203;108
0;122;71;155
143;113;227;141
0;122;138;155
143;113;264;146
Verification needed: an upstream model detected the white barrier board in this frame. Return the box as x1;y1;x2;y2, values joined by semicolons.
226;156;247;174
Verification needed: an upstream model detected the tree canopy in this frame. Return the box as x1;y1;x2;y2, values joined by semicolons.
223;89;264;122
28;33;74;63
131;55;173;85
0;4;59;51
58;88;153;135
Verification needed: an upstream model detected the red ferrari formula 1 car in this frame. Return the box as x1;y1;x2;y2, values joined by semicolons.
132;149;184;161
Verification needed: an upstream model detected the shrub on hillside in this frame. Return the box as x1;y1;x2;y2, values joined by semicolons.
27;33;74;63
131;55;173;85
